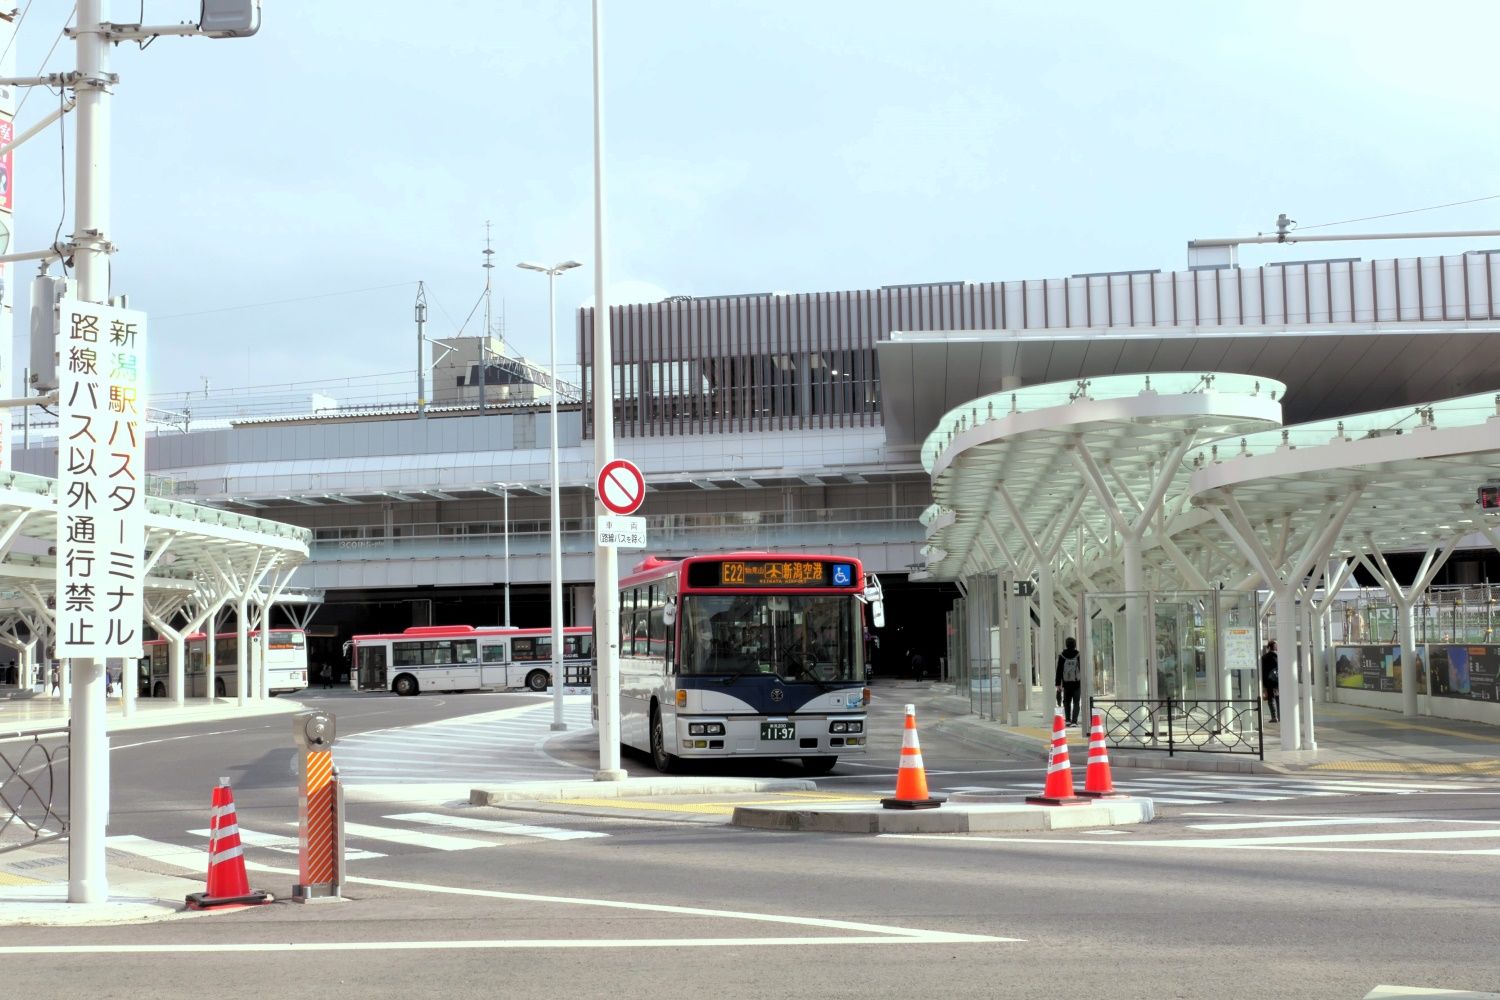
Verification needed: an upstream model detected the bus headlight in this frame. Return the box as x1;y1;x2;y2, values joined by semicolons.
688;722;726;736
830;721;863;734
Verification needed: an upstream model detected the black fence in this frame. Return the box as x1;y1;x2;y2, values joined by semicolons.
0;725;70;855
1090;698;1263;760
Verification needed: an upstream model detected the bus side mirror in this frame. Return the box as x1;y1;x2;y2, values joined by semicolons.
871;599;886;629
663;597;677;628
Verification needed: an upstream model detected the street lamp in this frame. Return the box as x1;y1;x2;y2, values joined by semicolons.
518;259;581;732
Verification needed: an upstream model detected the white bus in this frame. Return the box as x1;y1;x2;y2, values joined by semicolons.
348;625;594;696
616;552;881;775
140;628;310;698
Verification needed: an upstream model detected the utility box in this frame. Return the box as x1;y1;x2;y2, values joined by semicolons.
200;0;258;37
28;274;72;392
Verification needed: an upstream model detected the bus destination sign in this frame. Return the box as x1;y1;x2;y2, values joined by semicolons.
717;560;852;588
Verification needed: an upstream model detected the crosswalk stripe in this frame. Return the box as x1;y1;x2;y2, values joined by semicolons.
190;827;386;860
386;811;607;842
322;821;489;851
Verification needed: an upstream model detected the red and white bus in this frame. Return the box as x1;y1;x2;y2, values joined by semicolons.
347;625;594;696
617;552;882;774
140;628;309;698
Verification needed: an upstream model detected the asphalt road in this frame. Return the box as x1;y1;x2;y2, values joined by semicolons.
4;685;1497;1000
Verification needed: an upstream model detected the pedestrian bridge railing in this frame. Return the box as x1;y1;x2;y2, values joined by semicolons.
1091;698;1264;760
0;725;69;856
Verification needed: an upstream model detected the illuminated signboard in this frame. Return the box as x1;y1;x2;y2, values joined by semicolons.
683;559;860;589
1481;483;1500;511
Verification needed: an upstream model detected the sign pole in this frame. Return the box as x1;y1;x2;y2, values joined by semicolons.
590;0;625;781
66;0;112;905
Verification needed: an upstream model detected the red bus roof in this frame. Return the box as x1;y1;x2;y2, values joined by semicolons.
349;624;591;644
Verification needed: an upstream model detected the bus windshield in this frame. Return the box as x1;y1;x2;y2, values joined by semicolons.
679;593;859;682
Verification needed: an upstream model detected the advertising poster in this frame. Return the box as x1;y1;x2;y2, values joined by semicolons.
1334;644;1398;692
1427;645;1500;703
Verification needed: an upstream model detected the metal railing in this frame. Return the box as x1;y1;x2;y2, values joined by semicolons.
1091;698;1263;760
967;661;1004;720
0;725;69;855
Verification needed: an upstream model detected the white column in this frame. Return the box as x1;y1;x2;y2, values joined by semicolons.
169;634;184;707
548;269;567;732
590;0;624;780
1301;599;1317;751
68;0;111;905
235;594;249;707
1397;598;1418;719
1120;533;1147;699
1274;588;1300;750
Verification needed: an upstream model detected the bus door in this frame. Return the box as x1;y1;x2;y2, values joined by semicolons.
479;637;510;689
188;644;205;697
358;644;388;692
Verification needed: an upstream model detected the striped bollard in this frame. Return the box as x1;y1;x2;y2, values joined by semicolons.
292;711;346;902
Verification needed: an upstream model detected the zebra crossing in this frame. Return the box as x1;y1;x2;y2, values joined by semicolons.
109;808;609;872
333;697;596;785
940;772;1488;806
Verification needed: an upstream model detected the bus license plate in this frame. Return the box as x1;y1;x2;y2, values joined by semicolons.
761;722;795;741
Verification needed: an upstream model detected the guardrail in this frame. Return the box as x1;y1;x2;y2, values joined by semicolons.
1090;698;1263;760
0;725;70;855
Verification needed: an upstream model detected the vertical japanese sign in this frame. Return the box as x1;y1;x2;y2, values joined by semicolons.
55;299;146;659
0;12;16;471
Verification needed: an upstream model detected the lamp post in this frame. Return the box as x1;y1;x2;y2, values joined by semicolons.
518;260;582;732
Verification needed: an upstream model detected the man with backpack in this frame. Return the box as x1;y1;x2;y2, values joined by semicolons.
1055;636;1083;727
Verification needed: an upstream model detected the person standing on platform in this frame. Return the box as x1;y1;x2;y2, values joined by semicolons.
1261;640;1280;723
1055;637;1083;727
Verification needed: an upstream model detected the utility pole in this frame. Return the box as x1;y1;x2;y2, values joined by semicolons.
481;221;493;413
415;281;427;422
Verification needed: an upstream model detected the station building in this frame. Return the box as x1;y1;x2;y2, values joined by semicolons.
11;246;1500;741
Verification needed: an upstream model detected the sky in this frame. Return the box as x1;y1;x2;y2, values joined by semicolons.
9;0;1500;415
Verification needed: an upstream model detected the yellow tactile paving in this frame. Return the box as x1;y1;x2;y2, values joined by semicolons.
557;792;884;816
0;869;47;886
1308;759;1500;776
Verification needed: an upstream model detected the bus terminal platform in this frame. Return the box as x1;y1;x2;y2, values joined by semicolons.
926;684;1500;778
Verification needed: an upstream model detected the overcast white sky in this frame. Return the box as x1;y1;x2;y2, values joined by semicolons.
10;1;1500;409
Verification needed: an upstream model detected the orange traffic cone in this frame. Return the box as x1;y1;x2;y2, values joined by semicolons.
185;777;274;910
1026;708;1088;806
881;703;943;809
1080;710;1127;798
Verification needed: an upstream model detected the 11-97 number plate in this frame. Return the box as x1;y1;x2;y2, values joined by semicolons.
760;722;795;741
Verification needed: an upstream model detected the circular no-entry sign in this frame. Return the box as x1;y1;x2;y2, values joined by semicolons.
597;459;645;516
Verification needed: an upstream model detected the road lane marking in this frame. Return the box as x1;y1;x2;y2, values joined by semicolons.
387;811;607;841
881;828;1500;853
316;821;488;851
189;827;386;859
1183;818;1423;831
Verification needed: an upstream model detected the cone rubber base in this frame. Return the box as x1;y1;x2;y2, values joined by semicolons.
881;796;944;810
1024;794;1090;806
1079;790;1129;799
185;889;274;910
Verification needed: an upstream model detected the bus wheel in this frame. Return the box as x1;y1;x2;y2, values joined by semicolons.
214;678;226;698
152;682;165;698
650;706;678;774
802;756;837;775
525;670;550;693
393;674;418;697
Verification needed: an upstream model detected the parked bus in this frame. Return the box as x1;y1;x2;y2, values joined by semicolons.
140;629;310;698
617;552;883;775
347;625;594;696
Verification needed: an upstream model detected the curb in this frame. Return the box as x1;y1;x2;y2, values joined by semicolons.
730;797;1155;834
470;777;815;805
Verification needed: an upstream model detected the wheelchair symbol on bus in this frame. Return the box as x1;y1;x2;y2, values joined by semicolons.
832;564;852;586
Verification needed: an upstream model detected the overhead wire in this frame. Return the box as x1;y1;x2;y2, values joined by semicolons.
1291;193;1500;233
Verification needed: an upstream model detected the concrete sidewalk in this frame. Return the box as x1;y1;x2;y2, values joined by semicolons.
929;684;1500;777
1;691;309;736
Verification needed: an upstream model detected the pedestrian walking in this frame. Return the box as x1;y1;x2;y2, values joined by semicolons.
50;665;59;696
320;663;333;689
1055;637;1082;726
105;668;115;698
1261;640;1280;723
